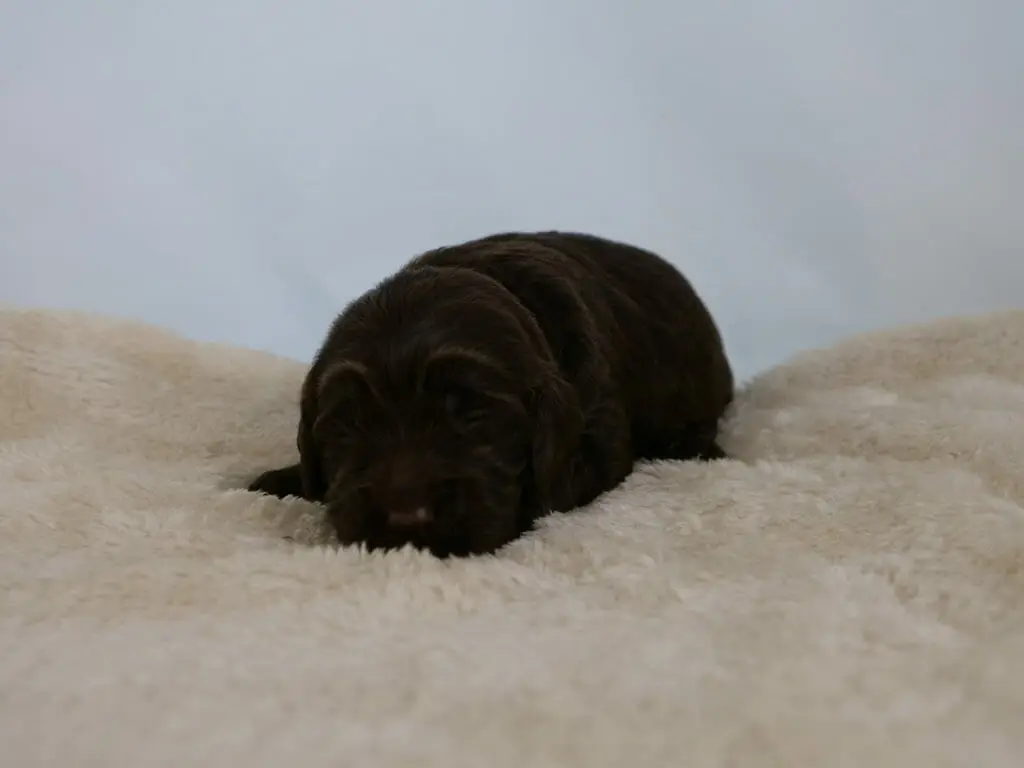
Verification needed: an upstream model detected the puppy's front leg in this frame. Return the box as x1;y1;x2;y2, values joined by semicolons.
248;463;307;500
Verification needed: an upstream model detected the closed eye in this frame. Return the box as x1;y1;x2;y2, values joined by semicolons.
445;388;533;442
443;386;489;424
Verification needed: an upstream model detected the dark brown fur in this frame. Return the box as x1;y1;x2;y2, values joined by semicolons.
248;231;734;557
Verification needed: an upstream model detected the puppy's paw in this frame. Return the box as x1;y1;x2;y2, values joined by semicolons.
248;463;306;500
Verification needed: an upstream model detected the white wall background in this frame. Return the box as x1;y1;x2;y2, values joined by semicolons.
1;1;1021;381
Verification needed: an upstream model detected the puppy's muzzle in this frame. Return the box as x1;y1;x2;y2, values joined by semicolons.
367;453;443;530
387;507;433;528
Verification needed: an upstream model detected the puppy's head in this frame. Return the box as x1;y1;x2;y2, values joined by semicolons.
299;266;580;557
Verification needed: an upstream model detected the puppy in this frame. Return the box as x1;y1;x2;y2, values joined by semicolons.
249;231;734;557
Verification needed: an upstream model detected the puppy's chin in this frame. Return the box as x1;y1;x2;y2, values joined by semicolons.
326;476;525;558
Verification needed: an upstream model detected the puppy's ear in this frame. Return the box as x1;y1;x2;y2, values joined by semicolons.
296;371;328;501
531;373;584;510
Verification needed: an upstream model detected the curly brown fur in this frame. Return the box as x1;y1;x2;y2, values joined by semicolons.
248;231;734;557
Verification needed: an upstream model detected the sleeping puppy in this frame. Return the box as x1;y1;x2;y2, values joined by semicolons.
248;231;734;557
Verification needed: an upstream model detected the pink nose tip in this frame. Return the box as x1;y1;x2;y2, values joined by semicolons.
387;507;432;528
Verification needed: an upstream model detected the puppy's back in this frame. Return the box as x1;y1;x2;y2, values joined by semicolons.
409;230;732;413
540;231;734;418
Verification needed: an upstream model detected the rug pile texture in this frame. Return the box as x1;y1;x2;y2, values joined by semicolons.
2;307;1023;767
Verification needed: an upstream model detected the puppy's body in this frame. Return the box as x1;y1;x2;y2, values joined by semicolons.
250;231;733;557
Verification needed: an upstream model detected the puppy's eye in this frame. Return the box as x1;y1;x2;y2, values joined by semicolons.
444;387;484;422
444;388;468;416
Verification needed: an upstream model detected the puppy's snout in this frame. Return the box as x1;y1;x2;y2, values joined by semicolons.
387;507;433;528
369;455;438;528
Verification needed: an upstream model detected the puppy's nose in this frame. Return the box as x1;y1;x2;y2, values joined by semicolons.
387;507;433;528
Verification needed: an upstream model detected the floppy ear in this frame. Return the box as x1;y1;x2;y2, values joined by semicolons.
531;373;584;511
296;372;328;501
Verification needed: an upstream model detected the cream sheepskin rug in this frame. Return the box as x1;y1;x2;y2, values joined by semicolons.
2;307;1024;767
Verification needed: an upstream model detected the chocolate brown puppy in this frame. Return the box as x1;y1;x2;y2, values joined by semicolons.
249;231;734;557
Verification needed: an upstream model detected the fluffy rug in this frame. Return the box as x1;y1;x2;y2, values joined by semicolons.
2;307;1024;767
